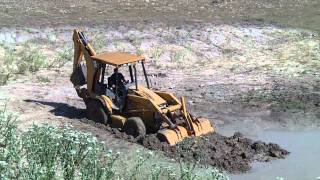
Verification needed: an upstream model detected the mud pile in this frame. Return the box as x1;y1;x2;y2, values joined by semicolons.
84;119;289;173
141;132;289;173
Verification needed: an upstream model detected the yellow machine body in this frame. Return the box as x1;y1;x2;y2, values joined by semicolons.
70;29;214;146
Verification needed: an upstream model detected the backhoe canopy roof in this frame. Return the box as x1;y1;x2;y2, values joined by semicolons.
91;52;145;67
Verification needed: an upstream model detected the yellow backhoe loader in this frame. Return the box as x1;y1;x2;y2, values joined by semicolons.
70;29;214;145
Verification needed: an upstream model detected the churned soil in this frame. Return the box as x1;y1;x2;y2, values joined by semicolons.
141;132;289;173
79;118;289;173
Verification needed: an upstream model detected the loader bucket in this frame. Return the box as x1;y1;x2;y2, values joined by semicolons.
180;97;214;137
157;126;189;146
190;117;214;136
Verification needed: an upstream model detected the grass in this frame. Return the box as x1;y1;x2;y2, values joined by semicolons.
92;34;107;52
0;40;71;85
239;87;310;111
272;100;307;111
37;76;51;84
0;105;228;180
0;74;10;86
0;43;47;83
0;45;14;85
19;45;47;73
150;47;163;68
49;45;73;68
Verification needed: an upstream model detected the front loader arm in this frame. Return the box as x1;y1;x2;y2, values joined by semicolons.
180;97;193;132
180;97;214;136
127;94;177;128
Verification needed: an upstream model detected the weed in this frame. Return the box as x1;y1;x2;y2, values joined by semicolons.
37;76;51;84
0;104;21;179
273;100;306;110
0;74;10;86
149;47;164;68
206;168;229;180
179;161;198;180
173;50;186;62
0;104;229;180
50;46;72;68
92;34;106;51
0;43;54;85
136;47;143;55
113;41;125;51
19;46;46;73
150;163;163;180
0;45;15;85
24;28;34;33
152;47;163;62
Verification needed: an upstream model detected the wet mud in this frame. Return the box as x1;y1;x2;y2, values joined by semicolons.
142;132;289;173
79;118;289;173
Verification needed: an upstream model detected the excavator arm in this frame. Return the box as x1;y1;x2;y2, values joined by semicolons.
71;29;99;97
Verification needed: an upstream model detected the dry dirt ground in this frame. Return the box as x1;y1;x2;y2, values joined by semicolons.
1;0;320;32
0;0;320;174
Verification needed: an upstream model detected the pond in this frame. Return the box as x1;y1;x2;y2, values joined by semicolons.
231;130;320;180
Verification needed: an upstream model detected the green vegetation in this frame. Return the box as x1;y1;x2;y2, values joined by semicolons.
240;88;308;110
19;45;47;73
149;47;163;68
0;43;47;85
0;106;228;180
0;40;71;85
37;76;51;84
0;44;14;85
0;74;10;86
272;100;307;111
51;46;73;68
92;34;107;52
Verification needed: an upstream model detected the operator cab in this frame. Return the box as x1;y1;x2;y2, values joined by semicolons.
91;52;150;110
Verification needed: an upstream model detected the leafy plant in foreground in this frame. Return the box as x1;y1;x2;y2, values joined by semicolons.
0;105;228;180
0;104;21;179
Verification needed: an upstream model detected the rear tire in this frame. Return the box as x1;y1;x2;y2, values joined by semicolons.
86;99;109;124
123;117;146;138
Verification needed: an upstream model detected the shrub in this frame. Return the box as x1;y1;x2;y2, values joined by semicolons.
18;46;46;73
0;44;47;84
0;106;229;180
92;34;106;51
0;104;21;179
21;125;119;180
50;46;72;68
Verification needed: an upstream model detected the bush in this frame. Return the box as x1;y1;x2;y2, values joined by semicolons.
0;44;47;85
0;106;228;180
0;104;20;179
18;47;46;73
50;46;73;68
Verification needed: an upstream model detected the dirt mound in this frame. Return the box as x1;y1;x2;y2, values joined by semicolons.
79;119;289;173
142;132;289;173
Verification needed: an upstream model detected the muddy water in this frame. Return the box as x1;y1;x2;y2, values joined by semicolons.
231;130;320;180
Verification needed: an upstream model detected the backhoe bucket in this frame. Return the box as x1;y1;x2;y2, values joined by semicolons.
190;117;214;136
157;126;189;146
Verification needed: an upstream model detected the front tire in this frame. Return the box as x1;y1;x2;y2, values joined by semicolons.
123;117;146;138
86;99;109;124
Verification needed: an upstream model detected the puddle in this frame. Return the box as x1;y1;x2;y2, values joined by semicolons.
231;130;320;180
